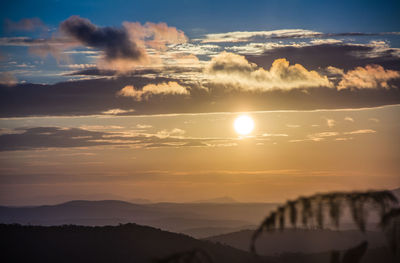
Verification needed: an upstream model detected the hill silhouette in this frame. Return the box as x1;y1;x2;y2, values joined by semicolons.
0;223;263;263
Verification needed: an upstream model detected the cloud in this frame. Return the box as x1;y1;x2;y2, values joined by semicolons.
4;18;47;32
247;43;400;72
0;36;78;63
344;116;354;122
206;51;333;91
262;133;289;137
58;16;188;70
63;64;96;69
326;66;344;75
326;118;336;128
1;75;400;118
123;21;187;50
0;127;107;151
289;131;340;142
337;64;400;90
0;126;218;151
200;30;400;44
117;81;190;101
290;127;378;143
60;16;147;66
29;42;72;63
344;129;376;135
136;124;152;129
156;128;185;138
202;29;322;43
101;108;135;115
0;16;189;70
0;72;17;86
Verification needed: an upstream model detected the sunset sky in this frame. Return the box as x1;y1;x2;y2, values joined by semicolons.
1;0;400;205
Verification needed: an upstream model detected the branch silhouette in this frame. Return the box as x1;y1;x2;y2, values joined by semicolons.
250;190;398;254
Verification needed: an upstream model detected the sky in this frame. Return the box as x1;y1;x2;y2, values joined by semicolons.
0;0;400;205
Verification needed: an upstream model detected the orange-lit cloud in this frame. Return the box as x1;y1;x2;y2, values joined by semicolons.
344;129;376;135
117;81;190;101
206;51;333;91
326;118;336;128
123;22;187;51
337;64;400;90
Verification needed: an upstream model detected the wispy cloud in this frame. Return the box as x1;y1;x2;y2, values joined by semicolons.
344;129;376;135
344;116;354;122
3;18;47;32
201;29;322;43
101;108;135;115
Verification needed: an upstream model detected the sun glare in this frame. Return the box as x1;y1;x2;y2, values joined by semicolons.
234;115;254;135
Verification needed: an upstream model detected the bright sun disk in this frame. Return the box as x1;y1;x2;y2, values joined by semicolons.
234;115;254;135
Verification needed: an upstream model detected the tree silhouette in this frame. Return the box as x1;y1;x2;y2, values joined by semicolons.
250;190;398;257
330;241;368;263
381;207;400;258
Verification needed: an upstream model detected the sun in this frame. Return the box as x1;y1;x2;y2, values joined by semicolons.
234;115;254;135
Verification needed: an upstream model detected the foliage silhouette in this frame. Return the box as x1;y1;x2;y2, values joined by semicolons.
380;208;400;258
250;190;398;254
330;241;368;263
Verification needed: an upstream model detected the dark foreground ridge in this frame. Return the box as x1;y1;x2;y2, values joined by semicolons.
0;223;262;263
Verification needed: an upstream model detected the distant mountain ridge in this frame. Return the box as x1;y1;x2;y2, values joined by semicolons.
0;199;277;238
192;196;238;203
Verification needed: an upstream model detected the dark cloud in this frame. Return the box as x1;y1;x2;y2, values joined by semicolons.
0;37;74;46
0;127;217;151
60;16;144;62
0;75;399;118
0;127;107;151
68;68;117;76
68;66;202;77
